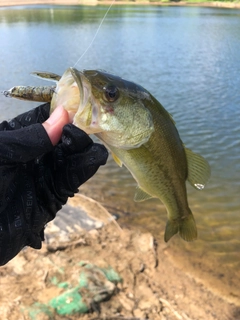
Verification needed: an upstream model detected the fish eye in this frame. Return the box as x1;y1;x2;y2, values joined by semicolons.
103;84;119;102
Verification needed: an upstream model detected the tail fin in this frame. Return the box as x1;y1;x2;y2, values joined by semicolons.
164;214;197;242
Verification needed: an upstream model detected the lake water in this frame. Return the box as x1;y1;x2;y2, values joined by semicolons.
0;4;240;302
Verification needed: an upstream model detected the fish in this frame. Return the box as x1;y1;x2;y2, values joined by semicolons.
3;67;211;242
50;67;211;242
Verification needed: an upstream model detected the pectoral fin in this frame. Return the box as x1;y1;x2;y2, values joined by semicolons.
111;152;122;167
185;147;211;190
134;186;153;202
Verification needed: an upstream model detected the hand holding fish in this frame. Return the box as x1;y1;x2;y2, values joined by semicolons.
0;103;108;265
3;68;211;243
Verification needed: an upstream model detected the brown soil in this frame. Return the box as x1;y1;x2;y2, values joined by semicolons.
0;195;239;320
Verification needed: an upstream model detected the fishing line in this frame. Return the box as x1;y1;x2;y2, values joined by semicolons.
73;0;115;68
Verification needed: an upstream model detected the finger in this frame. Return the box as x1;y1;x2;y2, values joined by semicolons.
8;103;51;129
43;106;70;146
67;143;109;187
73;143;108;167
61;124;94;155
0;123;53;163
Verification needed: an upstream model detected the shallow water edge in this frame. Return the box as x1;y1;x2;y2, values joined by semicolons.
1;0;240;9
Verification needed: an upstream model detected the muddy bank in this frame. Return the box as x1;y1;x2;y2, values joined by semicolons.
0;194;239;320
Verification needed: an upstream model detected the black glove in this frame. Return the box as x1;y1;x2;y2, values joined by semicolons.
0;104;108;266
1;103;51;131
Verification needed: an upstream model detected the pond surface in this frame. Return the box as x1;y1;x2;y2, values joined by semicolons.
0;4;240;301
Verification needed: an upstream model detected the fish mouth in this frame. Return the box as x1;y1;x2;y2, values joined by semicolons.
50;67;80;119
70;67;102;134
69;67;84;107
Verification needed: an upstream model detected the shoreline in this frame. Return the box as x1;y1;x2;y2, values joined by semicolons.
0;194;239;320
1;0;240;9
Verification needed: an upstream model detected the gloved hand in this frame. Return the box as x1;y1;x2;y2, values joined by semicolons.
1;102;51;130
0;103;108;266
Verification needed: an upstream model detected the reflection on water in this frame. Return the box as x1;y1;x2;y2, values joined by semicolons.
0;4;240;300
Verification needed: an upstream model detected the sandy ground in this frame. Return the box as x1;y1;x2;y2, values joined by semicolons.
0;194;239;320
1;0;240;9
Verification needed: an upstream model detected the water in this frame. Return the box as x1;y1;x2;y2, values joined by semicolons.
0;4;240;301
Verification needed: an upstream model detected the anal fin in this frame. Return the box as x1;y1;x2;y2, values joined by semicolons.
134;186;153;202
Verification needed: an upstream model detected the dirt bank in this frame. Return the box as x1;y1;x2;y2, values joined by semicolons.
0;194;239;320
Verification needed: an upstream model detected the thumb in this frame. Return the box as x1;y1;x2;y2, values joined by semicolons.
43;106;70;146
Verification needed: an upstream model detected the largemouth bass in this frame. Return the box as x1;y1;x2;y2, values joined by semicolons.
3;68;210;242
51;68;210;242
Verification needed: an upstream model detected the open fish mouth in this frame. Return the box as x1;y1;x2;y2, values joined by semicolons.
50;67;80;121
50;67;100;134
69;68;85;112
69;68;104;134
